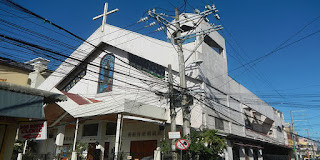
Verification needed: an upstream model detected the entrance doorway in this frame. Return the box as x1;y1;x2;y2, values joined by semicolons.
232;146;240;160
87;143;101;160
87;143;96;160
130;140;157;160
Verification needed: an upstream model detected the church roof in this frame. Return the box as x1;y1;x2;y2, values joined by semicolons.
61;91;101;105
38;23;187;91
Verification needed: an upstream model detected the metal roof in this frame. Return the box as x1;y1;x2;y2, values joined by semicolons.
0;81;67;103
0;82;67;119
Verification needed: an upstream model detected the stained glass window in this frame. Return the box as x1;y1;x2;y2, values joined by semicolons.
128;54;165;78
98;54;115;93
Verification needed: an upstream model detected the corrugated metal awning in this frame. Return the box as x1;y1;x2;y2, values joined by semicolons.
0;82;67;119
0;89;44;119
0;82;67;103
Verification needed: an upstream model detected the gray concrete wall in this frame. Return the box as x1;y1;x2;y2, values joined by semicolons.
193;21;286;144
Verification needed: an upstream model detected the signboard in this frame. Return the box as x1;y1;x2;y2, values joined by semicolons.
18;121;47;140
176;139;190;150
127;156;132;159
168;132;181;139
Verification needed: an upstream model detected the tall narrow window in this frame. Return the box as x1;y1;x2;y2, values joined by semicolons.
215;117;224;130
98;54;115;93
105;122;117;135
204;35;223;54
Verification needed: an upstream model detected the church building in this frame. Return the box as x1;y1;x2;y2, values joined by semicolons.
36;4;291;160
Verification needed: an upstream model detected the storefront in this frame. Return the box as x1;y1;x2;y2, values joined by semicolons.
0;81;66;159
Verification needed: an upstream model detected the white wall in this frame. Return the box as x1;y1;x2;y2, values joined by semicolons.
39;19;287;147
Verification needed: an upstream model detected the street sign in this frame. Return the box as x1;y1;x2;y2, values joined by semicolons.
18;121;47;140
168;132;181;139
176;139;190;150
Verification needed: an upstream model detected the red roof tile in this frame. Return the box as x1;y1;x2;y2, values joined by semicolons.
61;91;100;105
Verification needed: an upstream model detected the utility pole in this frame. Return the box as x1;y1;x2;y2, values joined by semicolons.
174;8;191;137
291;110;298;160
145;4;222;159
71;118;79;160
168;64;178;160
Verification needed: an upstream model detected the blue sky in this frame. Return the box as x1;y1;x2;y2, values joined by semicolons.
3;0;320;139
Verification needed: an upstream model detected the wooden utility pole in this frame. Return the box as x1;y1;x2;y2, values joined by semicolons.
174;7;191;138
146;5;222;160
168;64;178;160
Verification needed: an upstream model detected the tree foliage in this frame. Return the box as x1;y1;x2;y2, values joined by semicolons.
188;129;226;160
160;139;171;153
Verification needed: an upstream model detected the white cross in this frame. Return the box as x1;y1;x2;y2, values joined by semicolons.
92;2;119;32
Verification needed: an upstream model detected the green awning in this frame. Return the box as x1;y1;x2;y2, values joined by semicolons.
0;89;44;119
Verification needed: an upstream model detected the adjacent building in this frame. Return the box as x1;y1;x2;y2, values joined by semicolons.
0;57;66;159
0;57;51;88
297;137;317;160
0;57;34;86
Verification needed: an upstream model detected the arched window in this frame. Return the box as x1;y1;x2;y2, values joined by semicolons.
98;54;115;93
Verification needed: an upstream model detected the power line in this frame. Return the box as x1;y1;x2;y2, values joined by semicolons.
3;0;320;146
1;0;172;89
0;34;170;96
227;27;320;78
0;17;170;81
190;93;320;144
0;32;168;84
